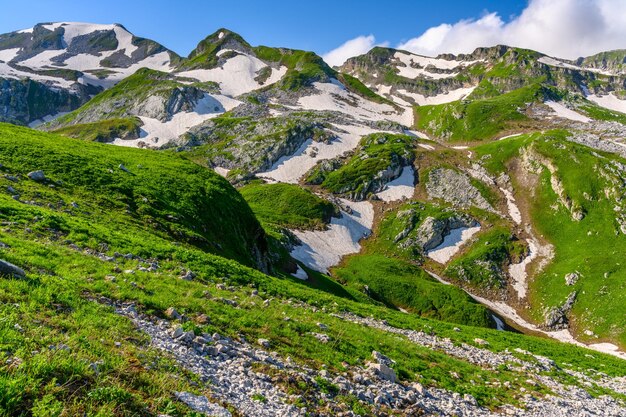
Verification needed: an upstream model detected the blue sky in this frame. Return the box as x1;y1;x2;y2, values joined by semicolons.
0;0;527;56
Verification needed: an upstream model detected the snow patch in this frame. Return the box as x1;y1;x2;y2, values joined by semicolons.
259;124;381;184
426;270;626;360
398;86;475;106
177;52;287;96
0;48;20;62
112;94;240;148
426;226;481;264
213;167;230;177
586;93;626;114
417;143;435;150
509;239;539;299
375;166;415;202
297;81;412;125
500;188;522;224
291;265;308;280
393;51;479;79
290;200;374;273
499;133;523;141
545;101;590;123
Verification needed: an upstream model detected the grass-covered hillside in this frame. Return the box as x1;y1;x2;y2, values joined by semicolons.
240;182;336;231
414;83;549;142
1;124;625;416
0;123;267;269
51;117;143;142
475;130;626;346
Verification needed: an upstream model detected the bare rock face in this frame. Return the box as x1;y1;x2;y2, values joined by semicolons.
544;291;577;329
426;167;493;212
397;212;478;253
565;272;580;286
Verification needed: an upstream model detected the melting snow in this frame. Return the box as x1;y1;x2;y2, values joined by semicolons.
545;101;591;123
291;265;308;280
177;52;287;96
509;238;539;299
500;188;522;224
398;86;475;106
393;51;480;80
426;226;481;264
499;133;523;141
586;93;626;114
290;199;374;273
427;270;626;360
375;166;415;202
297;80;412;126
259;124;382;183
112;94;240;148
213;167;230;177
0;48;20;62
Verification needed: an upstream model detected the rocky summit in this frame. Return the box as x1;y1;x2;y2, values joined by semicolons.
0;15;626;417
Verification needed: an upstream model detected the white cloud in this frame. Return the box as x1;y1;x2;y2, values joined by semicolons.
397;0;626;59
322;35;387;67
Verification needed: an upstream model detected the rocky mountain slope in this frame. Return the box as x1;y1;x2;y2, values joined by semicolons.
0;22;179;125
1;22;626;416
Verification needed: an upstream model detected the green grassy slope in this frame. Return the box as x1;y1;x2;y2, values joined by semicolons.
475;131;626;346
0;123;266;268
334;254;494;327
414;83;548;142
240;182;336;230
51;117;142;142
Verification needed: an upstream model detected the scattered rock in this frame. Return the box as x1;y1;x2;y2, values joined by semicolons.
27;170;46;182
174;392;232;417
164;307;181;320
0;259;25;278
179;270;195;281
565;272;580;286
257;338;270;348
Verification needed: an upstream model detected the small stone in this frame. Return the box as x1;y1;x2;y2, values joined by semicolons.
473;338;489;346
258;338;270;348
367;362;396;383
180;270;195;281
165;307;181;320
565;272;580;286
0;259;25;278
196;314;209;324
27;170;46;182
173;327;184;339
